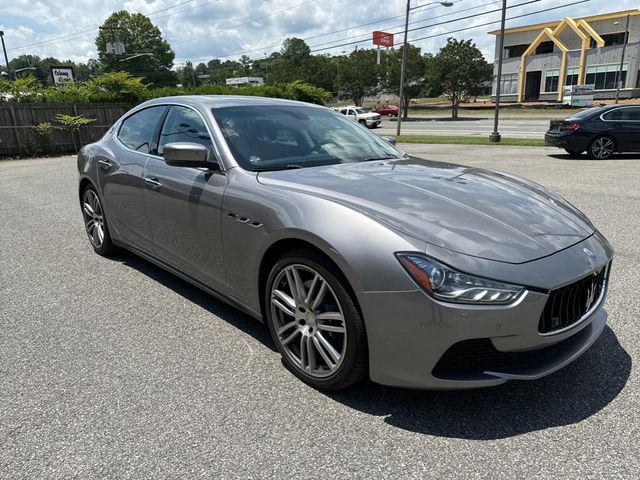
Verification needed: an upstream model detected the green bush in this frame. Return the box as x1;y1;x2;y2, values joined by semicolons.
0;72;330;105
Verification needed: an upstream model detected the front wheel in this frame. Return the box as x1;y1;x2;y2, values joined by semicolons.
265;250;367;390
588;136;615;160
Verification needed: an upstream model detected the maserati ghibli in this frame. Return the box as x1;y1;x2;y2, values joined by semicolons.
78;96;613;390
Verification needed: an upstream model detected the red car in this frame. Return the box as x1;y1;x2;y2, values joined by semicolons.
371;105;399;117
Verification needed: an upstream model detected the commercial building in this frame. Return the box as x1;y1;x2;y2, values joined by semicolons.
490;9;640;102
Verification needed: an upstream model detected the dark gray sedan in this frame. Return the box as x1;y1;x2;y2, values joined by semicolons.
78;95;613;390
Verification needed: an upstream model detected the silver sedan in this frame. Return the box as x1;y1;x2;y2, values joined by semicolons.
77;96;613;390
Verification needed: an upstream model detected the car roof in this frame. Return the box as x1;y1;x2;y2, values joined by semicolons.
137;95;325;110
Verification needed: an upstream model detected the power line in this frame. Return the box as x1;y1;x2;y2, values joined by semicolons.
171;0;317;46
308;0;500;51
192;0;474;61
7;0;223;52
404;0;589;45
309;0;544;53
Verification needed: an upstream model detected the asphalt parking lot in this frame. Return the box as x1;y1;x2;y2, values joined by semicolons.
1;145;638;479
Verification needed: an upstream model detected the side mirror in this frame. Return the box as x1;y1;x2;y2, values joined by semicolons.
163;142;217;169
381;136;397;146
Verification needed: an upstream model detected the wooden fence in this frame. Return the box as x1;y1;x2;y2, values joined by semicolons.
0;103;131;157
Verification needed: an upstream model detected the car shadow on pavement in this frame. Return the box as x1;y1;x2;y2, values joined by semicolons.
114;250;276;352
549;153;640;161
328;326;630;439
112;251;630;440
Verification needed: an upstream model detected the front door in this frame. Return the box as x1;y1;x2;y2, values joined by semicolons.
524;71;542;101
99;106;167;253
142;105;228;290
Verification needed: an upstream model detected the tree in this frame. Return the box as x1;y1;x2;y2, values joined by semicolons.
428;38;492;118
269;38;311;83
383;44;427;119
336;49;380;106
177;60;197;86
96;11;176;87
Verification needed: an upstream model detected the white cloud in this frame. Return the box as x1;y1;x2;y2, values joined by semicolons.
0;0;636;65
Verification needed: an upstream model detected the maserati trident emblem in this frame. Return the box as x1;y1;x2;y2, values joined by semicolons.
585;281;598;311
583;248;598;263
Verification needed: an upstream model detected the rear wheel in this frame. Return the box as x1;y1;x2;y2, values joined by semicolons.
81;184;115;256
265;250;367;390
588;136;615;160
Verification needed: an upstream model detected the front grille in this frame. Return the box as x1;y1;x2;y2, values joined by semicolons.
432;337;575;377
538;264;608;334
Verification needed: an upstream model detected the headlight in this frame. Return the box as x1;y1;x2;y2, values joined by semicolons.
396;253;525;305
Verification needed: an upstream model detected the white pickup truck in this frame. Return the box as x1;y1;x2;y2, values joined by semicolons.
334;106;381;129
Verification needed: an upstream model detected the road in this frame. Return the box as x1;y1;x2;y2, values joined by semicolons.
376;117;551;138
1;147;638;479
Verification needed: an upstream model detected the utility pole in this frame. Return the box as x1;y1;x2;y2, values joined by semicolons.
0;31;11;79
396;1;453;137
489;0;508;143
614;14;630;104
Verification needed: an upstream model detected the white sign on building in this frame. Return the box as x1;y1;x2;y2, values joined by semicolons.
225;76;264;86
562;85;595;107
51;67;75;86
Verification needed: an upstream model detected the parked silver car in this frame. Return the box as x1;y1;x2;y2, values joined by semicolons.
78;96;613;390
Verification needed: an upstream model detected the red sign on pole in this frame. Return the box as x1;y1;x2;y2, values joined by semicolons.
372;31;394;47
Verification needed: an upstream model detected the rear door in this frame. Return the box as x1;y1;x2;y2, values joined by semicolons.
142;105;228;290
602;106;640;151
101;105;167;253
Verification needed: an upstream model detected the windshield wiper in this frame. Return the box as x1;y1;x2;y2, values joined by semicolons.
254;164;303;172
362;156;402;162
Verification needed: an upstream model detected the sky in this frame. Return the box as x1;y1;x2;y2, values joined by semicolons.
0;0;637;67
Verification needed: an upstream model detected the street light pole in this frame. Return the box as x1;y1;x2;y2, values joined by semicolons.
614;14;630;104
396;1;453;137
0;31;12;80
489;0;508;143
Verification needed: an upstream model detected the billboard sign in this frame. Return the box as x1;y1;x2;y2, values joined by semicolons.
373;31;394;47
51;67;75;86
562;84;594;107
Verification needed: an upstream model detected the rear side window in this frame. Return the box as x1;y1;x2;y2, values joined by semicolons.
117;106;165;153
603;107;640;121
157;106;213;156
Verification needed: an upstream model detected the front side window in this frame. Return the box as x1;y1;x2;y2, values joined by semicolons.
117;106;165;153
212;105;403;171
157;106;213;156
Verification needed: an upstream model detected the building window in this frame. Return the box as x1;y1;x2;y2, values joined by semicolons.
590;32;628;48
565;67;579;87
495;73;518;95
544;69;560;92
535;41;554;55
503;44;527;59
585;64;628;90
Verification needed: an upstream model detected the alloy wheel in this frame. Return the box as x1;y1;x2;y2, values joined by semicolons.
591;137;614;159
82;189;105;248
270;264;347;378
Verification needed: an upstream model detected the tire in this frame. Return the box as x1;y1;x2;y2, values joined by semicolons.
359;120;367;127
81;184;116;256
564;148;583;157
264;249;367;390
587;135;615;160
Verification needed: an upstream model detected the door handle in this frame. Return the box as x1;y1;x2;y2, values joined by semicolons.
143;176;162;189
98;159;112;169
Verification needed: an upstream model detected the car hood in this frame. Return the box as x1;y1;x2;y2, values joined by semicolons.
256;157;594;264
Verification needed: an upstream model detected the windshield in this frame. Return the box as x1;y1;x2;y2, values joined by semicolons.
212;105;402;171
354;108;367;114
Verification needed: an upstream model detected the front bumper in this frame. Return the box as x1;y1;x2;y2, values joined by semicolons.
358;235;612;389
